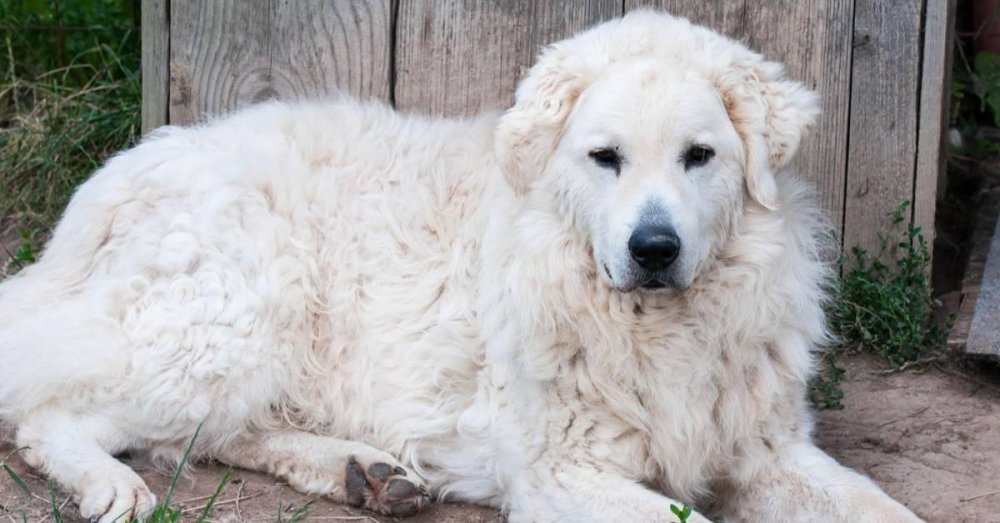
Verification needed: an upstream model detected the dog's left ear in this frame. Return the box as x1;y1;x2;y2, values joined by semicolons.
495;42;605;196
717;61;820;210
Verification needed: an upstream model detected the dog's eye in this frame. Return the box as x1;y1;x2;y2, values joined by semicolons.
683;145;715;170
589;148;622;173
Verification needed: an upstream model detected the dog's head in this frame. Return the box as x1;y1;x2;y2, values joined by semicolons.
495;10;819;292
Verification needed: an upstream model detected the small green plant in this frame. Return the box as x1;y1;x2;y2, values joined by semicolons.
670;503;693;523
830;202;951;369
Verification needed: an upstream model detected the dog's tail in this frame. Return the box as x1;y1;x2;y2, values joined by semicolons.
0;131;179;421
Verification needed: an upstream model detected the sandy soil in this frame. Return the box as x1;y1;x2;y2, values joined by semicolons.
815;353;1000;522
1;352;997;522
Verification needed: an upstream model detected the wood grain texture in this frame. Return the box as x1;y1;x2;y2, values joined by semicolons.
843;0;923;252
914;0;957;262
140;0;169;133
626;0;854;228
168;0;391;125
394;0;621;116
626;0;752;37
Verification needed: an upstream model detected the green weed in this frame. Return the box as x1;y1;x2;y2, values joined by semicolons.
670;503;693;523
830;202;951;369
810;201;950;410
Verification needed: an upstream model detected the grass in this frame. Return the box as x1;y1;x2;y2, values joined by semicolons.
0;2;140;276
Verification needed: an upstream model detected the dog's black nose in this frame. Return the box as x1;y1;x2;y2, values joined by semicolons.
628;226;681;270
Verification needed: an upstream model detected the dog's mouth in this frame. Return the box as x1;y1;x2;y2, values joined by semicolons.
605;264;675;293
640;279;666;289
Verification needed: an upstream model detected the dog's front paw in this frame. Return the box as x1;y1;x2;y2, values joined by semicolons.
76;470;156;523
345;456;430;517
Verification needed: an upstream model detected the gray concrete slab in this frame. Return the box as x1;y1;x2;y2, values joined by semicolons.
967;213;1000;356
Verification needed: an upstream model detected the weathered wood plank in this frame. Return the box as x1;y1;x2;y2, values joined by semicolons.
625;0;751;37
843;0;923;252
394;0;621;117
915;0;957;261
168;0;392;125
626;0;853;230
140;0;169;133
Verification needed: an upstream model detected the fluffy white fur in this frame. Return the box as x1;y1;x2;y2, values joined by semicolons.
0;11;921;523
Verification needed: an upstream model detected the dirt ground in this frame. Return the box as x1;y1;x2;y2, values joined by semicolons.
815;353;1000;522
0;352;996;522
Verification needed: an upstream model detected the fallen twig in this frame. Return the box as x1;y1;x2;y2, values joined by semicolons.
235;480;245;521
960;489;1000;502
876;405;932;428
304;517;379;522
180;490;263;515
178;492;219;505
877;355;947;375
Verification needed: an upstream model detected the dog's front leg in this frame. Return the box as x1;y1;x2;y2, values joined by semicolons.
720;441;922;522
504;460;710;523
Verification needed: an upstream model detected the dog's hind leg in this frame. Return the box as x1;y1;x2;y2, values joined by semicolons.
15;409;157;523
215;430;430;517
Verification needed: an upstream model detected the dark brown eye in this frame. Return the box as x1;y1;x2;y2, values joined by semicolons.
683;145;715;170
589;147;622;173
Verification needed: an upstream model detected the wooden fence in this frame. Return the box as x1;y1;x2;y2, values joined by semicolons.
141;0;954;254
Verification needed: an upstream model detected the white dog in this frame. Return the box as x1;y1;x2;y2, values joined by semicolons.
0;10;921;523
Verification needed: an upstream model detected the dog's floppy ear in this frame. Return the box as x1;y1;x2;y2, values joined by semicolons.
717;61;820;210
495;43;605;195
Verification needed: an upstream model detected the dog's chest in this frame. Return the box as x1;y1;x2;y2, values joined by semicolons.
543;294;786;495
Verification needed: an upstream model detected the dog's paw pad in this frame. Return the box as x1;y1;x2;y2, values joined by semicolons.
345;456;429;517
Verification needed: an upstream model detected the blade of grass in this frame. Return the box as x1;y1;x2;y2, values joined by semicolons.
283;500;315;523
195;468;233;523
1;465;29;498
162;422;203;511
47;482;63;523
1;447;31;497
